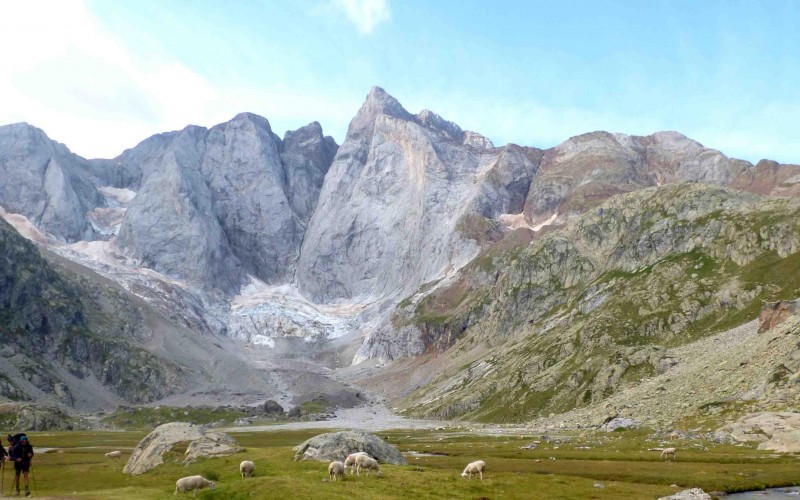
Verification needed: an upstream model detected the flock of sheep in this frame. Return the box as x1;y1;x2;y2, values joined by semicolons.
161;452;489;496
103;446;677;496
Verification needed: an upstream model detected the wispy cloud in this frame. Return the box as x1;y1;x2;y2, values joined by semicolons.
332;0;391;35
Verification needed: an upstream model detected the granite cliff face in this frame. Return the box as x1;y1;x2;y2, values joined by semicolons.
0;123;104;241
117;114;337;295
295;87;540;303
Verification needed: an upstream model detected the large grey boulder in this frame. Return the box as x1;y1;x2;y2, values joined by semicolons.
293;430;407;465
123;422;242;475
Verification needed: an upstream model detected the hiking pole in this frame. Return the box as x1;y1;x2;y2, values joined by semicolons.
30;467;36;497
1;460;4;497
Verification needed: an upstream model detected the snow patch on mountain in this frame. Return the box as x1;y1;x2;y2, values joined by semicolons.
229;278;369;346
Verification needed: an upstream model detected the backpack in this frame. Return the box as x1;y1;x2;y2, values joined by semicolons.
8;433;28;447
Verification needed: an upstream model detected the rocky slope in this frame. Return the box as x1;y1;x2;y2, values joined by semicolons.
356;184;800;421
0;216;367;414
0;216;181;406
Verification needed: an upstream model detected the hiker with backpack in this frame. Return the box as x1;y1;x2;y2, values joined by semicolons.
9;434;33;497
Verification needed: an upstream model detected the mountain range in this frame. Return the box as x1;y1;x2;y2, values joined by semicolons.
2;87;800;426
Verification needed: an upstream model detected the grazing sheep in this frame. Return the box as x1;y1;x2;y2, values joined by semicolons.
240;460;255;479
345;451;370;475
105;450;122;460
328;461;346;481
174;475;216;497
461;460;486;480
661;447;676;460
354;454;382;477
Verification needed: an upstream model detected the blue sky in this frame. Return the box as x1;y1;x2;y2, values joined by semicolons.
1;0;798;163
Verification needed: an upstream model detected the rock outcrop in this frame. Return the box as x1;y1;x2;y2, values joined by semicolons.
718;412;800;452
293;430;407;465
0;403;80;431
123;422;242;475
758;299;800;333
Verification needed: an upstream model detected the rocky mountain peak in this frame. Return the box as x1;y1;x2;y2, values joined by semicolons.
364;86;408;114
347;87;414;138
228;111;272;130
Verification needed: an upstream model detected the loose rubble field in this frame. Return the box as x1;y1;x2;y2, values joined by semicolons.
17;427;800;499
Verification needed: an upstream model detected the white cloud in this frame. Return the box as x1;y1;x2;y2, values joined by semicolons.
332;0;391;35
0;0;358;158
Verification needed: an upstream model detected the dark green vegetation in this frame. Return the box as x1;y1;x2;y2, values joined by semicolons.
0;218;183;406
17;427;800;499
397;185;800;421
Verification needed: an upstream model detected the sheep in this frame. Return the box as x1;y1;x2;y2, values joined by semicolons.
328;461;346;481
344;451;370;475
240;460;255;479
105;450;122;460
461;460;486;480
354;454;382;477
660;447;676;460
174;475;216;497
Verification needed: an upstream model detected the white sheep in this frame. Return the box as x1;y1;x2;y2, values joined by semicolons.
105;450;122;460
660;447;676;460
344;451;370;475
240;460;255;479
354;454;382;477
328;461;346;481
461;460;486;480
174;475;216;497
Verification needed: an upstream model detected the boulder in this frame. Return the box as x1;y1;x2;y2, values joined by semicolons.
123;422;242;475
293;430;407;465
603;417;640;432
717;412;800;452
658;488;711;500
757;430;800;453
262;400;285;415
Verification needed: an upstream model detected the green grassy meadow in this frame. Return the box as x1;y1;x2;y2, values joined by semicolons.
7;427;800;499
